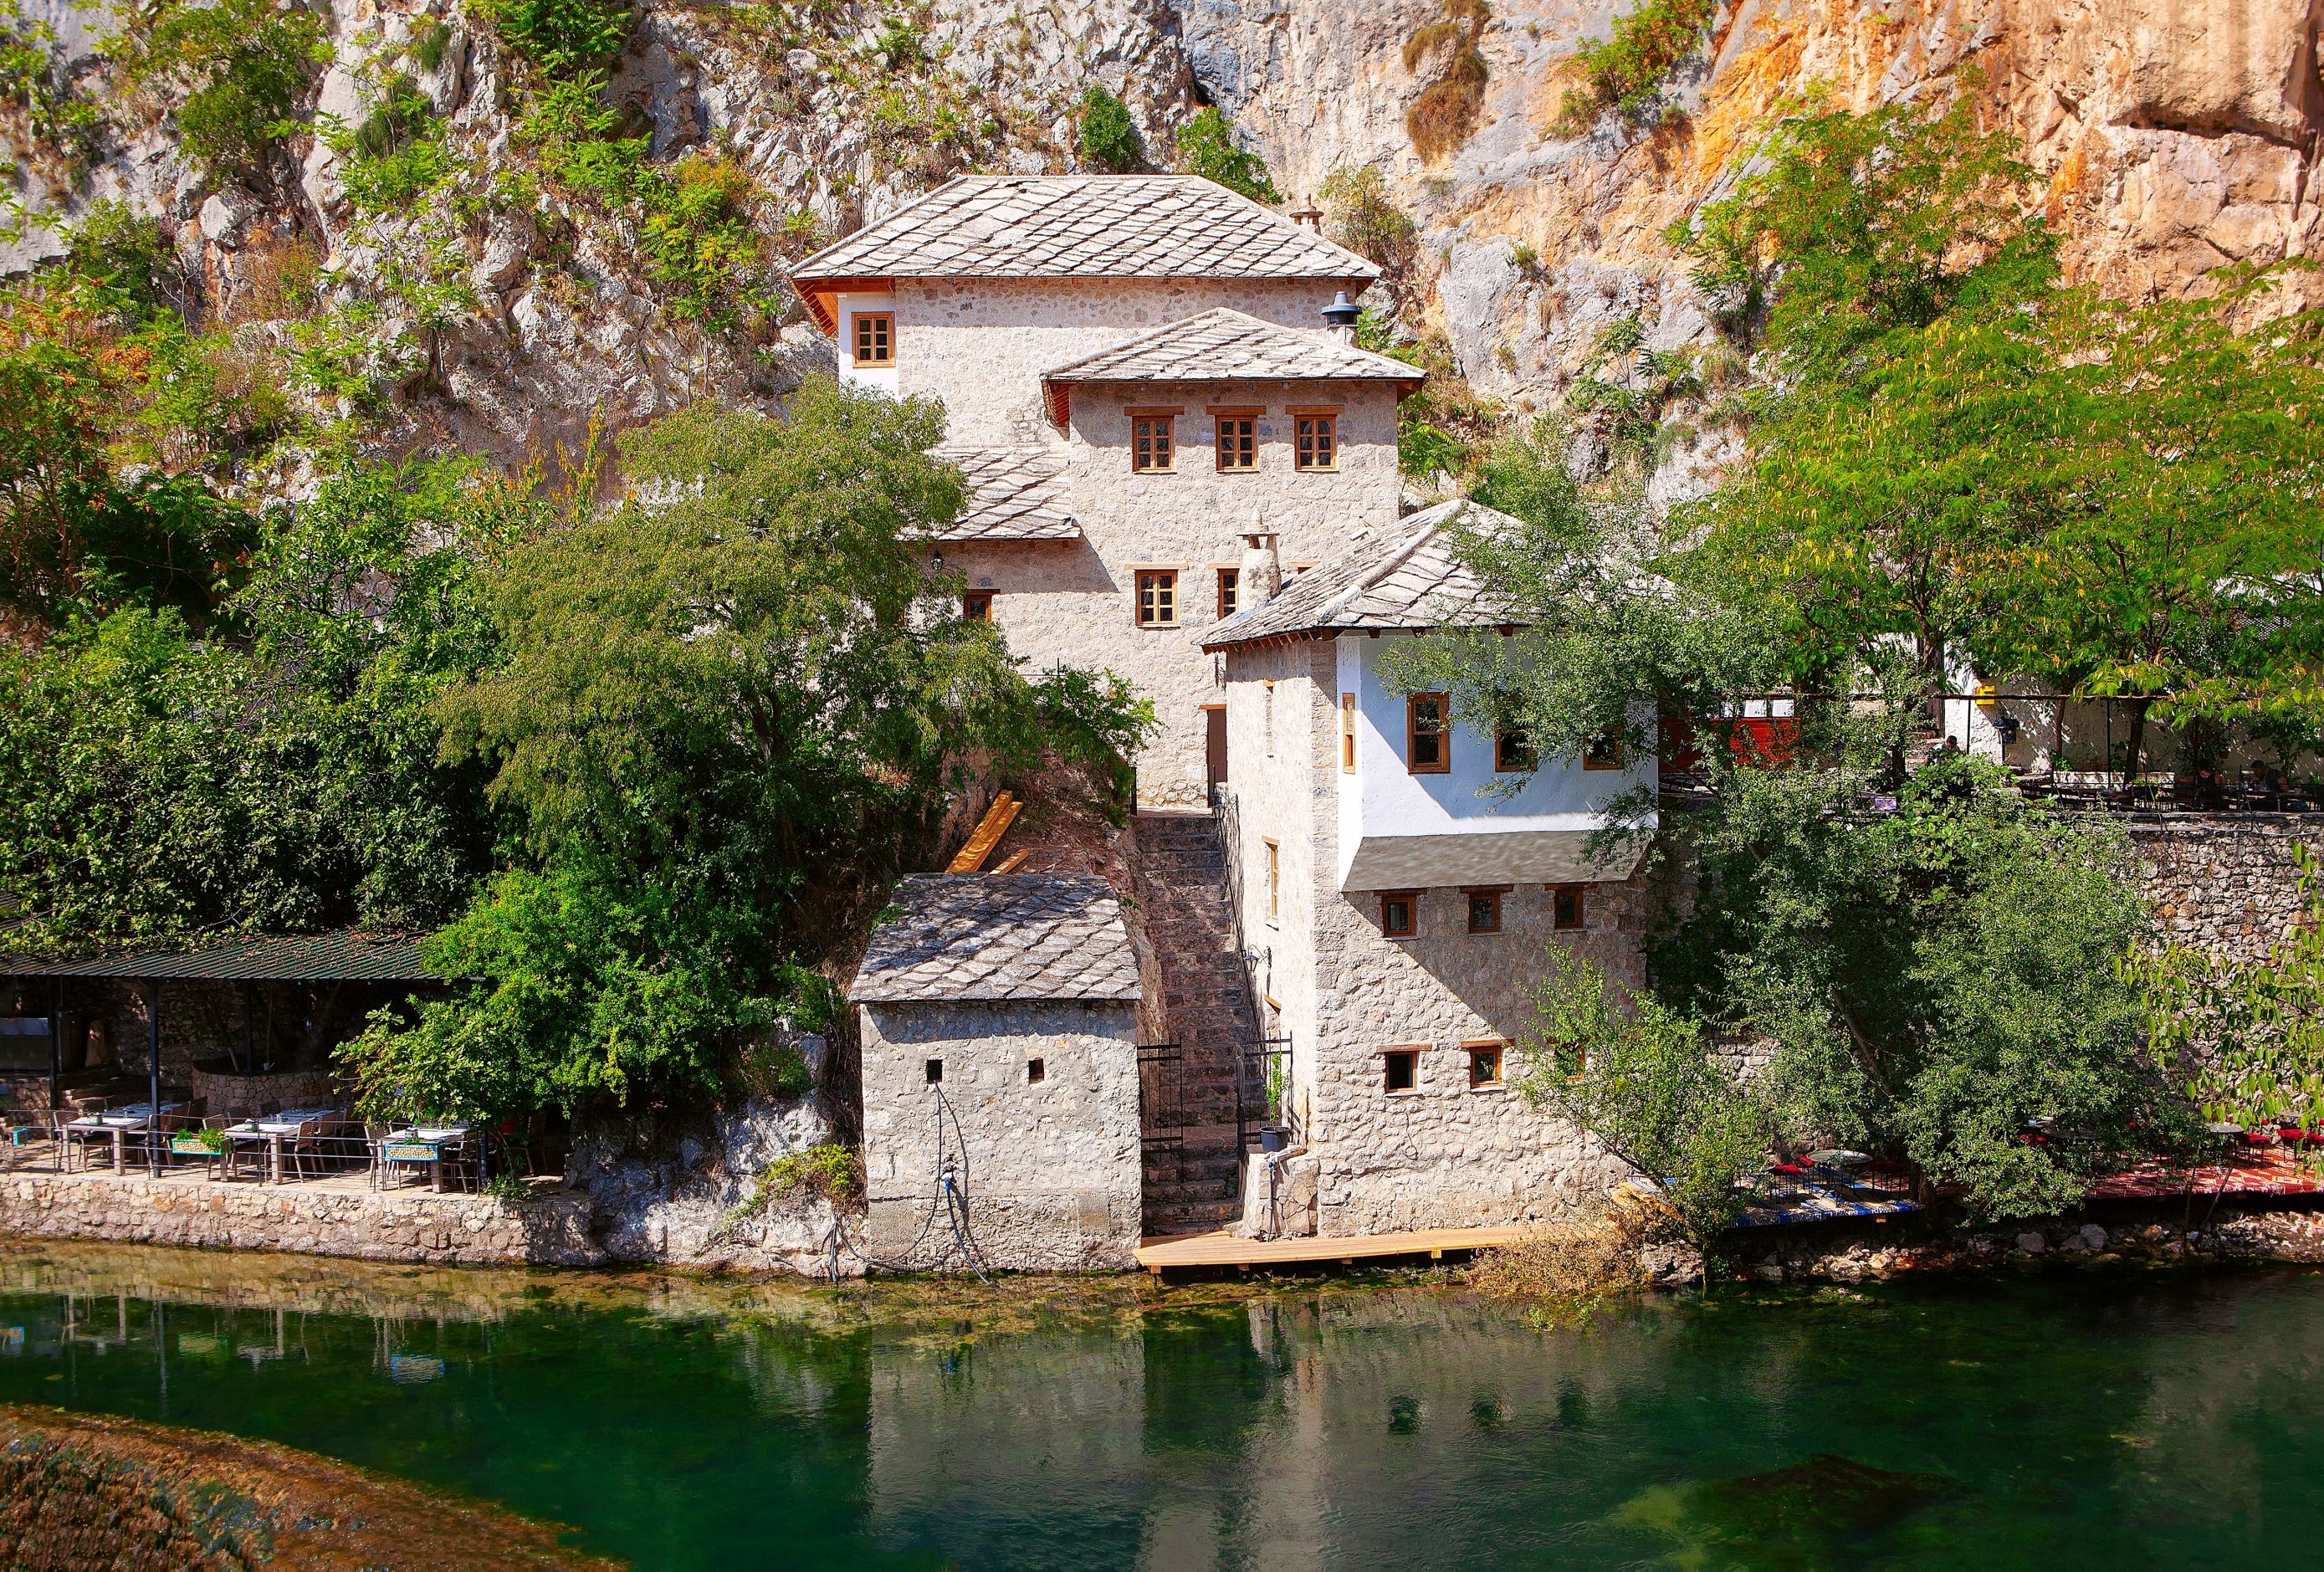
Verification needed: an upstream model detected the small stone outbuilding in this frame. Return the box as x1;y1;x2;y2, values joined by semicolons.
850;873;1144;1271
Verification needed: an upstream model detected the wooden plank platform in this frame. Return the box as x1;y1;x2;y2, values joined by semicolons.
1135;1224;1537;1273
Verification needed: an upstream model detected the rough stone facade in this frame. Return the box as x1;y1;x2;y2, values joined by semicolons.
1223;634;1647;1238
0;1170;601;1267
838;271;1403;807
2131;814;2324;965
859;1000;1142;1270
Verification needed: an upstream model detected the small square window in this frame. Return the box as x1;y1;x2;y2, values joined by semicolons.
962;591;992;622
852;312;893;366
1215;414;1257;471
1496;728;1536;772
1132;416;1175;472
1466;888;1505;934
1027;1057;1045;1084
1295;414;1338;471
1135;569;1179;627
1380;891;1415;937
1384;1049;1418;1093
1469;1044;1504;1088
1216;567;1240;619
924;1058;943;1084
1584;732;1625;771
1406;693;1450;773
1551;883;1586;930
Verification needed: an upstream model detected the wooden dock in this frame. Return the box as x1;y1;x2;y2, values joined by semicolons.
1134;1224;1537;1275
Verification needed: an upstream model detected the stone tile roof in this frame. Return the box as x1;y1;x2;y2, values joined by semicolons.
791;177;1379;284
1042;309;1422;387
848;874;1142;1005
928;447;1080;542
1196;499;1526;648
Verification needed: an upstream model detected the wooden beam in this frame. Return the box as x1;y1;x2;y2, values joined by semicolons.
946;792;1020;873
991;849;1030;874
1134;1222;1542;1272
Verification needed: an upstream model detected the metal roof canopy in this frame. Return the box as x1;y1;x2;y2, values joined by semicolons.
0;929;434;982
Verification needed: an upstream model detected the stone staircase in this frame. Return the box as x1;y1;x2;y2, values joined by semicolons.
1133;810;1261;1238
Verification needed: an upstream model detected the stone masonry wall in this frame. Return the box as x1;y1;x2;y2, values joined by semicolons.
0;1171;601;1267
893;277;1347;448
2131;814;2322;965
950;375;1400;808
859;999;1142;1270
1226;637;1646;1237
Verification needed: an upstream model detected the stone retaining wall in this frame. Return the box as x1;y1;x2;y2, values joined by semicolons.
0;1171;603;1267
2130;814;2322;964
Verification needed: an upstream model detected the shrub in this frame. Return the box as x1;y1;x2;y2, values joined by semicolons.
1403;0;1491;161
64;200;182;320
1554;0;1715;135
484;0;630;77
324;75;453;213
1175;106;1277;202
115;0;329;185
1317;165;1415;274
1077;84;1141;172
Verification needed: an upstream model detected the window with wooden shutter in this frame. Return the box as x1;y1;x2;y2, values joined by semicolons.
1132;416;1175;472
1406;693;1450;773
1134;570;1179;627
852;313;893;366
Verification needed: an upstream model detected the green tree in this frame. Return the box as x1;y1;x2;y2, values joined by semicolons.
1175;107;1277;202
350;379;1150;1121
1521;945;1768;1268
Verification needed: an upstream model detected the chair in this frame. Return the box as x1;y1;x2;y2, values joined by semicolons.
58;1110;113;1173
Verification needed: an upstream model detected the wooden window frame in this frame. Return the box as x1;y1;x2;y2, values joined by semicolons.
1378;890;1416;938
1291;407;1340;472
1382;1047;1420;1094
1340;692;1357;772
1133;568;1180;629
1466;1041;1506;1090
1550;883;1587;931
851;311;893;366
1583;731;1626;771
1262;679;1276;758
1495;727;1536;773
1264;838;1280;924
1210;407;1260;473
1129;409;1180;474
1216;566;1240;619
1405;692;1451;774
961;590;992;623
1464;886;1509;935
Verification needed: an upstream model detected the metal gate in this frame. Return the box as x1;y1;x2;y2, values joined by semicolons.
1138;1042;1185;1150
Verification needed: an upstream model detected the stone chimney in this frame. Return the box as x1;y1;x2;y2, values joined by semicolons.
1320;289;1360;347
1239;522;1283;612
1288;203;1323;231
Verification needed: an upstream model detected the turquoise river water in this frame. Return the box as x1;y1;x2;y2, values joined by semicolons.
0;1246;2321;1568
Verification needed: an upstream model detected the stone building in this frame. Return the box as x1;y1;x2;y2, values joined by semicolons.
791;175;1412;807
850;873;1145;1270
1197;501;1655;1237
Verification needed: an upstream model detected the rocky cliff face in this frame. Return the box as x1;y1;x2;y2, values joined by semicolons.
8;0;2316;480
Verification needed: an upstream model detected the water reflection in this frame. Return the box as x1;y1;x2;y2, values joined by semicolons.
0;1242;2319;1569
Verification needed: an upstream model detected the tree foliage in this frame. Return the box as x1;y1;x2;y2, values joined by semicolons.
347;379;1150;1121
1175;107;1277;203
1520;945;1767;1255
1077;85;1142;172
110;0;330;186
1554;0;1714;135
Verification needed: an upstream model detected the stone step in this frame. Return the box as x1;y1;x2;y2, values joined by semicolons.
1143;1201;1245;1233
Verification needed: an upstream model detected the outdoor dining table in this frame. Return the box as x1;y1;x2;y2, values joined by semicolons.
223;1108;342;1184
382;1124;473;1193
95;1103;187;1174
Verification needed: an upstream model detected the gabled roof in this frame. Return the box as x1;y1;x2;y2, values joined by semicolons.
929;447;1079;543
848;874;1142;1005
1038;308;1422;426
0;929;434;981
790;176;1376;331
1197;499;1526;649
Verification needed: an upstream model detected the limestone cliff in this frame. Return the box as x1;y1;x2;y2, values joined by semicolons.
7;0;2316;479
